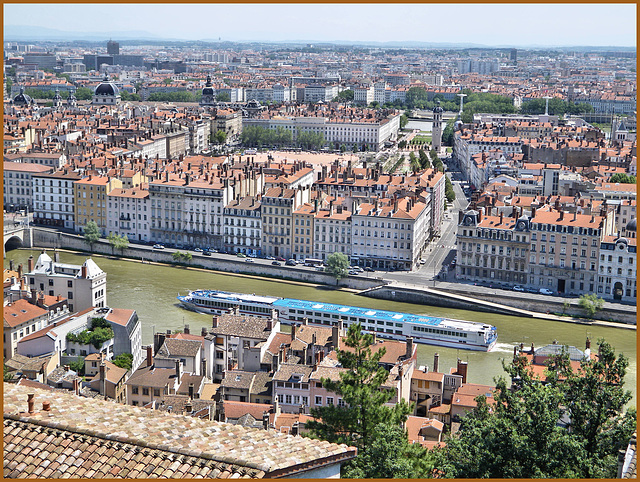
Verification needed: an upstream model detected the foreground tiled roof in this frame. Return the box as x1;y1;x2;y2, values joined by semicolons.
3;383;355;478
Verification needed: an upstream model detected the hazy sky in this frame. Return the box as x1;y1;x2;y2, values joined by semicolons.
4;3;637;47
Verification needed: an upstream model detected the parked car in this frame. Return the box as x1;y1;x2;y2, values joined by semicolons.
513;285;525;292
364;267;374;272
194;247;203;253
315;266;325;271
152;244;165;250
275;256;286;262
539;288;554;295
202;250;212;256
245;258;254;263
271;261;282;266
266;256;275;260
285;259;297;266
236;253;247;258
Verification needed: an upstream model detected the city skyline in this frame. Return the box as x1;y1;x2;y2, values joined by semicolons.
4;3;637;47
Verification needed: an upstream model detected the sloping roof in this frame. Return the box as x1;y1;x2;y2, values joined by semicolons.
3;299;48;328
3;383;355;478
157;338;202;358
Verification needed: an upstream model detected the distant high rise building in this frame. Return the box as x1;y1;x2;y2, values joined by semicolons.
510;48;517;63
107;40;120;56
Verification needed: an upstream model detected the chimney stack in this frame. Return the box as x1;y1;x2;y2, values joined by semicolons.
456;359;468;384
175;359;181;382
212;316;218;328
99;361;106;396
27;394;35;414
146;345;153;367
405;337;414;359
332;325;339;348
184;324;190;335
28;255;34;273
433;353;439;373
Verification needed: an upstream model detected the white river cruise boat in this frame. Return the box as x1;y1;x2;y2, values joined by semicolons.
177;290;497;351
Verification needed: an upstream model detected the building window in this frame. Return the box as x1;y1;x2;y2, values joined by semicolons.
154;389;160;397
132;387;139;395
327;397;334;405
142;388;149;396
315;396;322;406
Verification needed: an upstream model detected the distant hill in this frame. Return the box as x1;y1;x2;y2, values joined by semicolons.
4;25;636;51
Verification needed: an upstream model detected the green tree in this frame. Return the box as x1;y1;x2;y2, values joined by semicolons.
397;140;407;149
418;149;431;169
75;87;93;100
441;118;456;146
445;175;456;203
579;293;605;318
559;339;636;477
333;89;354;103
112;353;134;371
83;221;100;252
4;364;14;382
343;422;432;479
120;90;141;101
399;113;409;129
211;130;227;144
69;357;85;375
306;323;414;477
404;86;429;109
609;173;636;184
409;151;420;172
216;92;231;102
296;130;325;150
324;252;349;284
434;341;635;478
107;232;129;255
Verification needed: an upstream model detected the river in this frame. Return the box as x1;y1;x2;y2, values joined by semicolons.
6;248;636;404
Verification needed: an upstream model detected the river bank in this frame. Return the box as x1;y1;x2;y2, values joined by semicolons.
6;247;636;404
28;226;636;327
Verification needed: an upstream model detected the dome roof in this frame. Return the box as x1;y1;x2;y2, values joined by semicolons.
202;74;214;95
52;89;62;101
432;100;443;113
94;74;119;96
626;217;637;232
13;86;33;106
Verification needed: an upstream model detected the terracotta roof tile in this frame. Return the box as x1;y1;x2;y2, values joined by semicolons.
3;383;355;477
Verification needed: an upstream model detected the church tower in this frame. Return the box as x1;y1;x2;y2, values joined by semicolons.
432;100;444;150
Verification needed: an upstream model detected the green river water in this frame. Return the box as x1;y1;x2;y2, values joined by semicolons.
6;249;636;405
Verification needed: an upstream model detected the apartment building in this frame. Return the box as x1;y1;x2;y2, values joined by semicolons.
351;196;430;271
223;196;262;256
25;250;107;313
313;203;352;261
203;313;279;382
3;299;50;360
292;202;315;261
4;162;53;211
529;208;607;295
106;186;151;242
74;174;123;236
456;210;531;286
598;234;636;303
30;169;81;229
261;187;310;259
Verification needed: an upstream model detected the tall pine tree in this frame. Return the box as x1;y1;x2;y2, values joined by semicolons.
306;323;414;476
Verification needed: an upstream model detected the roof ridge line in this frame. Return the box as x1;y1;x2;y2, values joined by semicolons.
3;412;271;472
